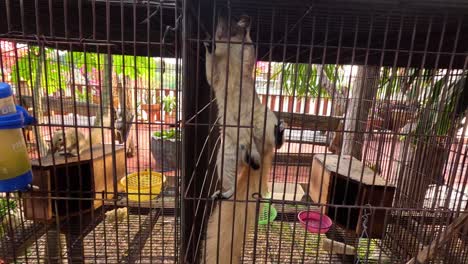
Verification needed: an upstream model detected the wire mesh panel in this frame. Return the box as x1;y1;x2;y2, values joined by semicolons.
0;0;468;264
182;0;468;264
0;0;181;263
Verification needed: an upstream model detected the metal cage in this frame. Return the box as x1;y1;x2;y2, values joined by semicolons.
0;0;467;263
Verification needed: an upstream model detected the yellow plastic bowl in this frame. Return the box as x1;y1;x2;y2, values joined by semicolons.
120;171;166;202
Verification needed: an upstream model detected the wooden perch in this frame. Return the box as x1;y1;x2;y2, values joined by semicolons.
273;111;342;131
406;211;468;264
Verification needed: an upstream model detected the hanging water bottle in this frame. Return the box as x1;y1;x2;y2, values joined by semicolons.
0;82;36;192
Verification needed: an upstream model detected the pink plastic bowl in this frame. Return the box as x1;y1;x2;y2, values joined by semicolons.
297;211;333;234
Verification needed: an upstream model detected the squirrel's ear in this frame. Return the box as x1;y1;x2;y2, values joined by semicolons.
238;15;252;40
237;15;251;30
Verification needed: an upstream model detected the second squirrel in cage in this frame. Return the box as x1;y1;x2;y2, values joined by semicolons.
50;127;102;156
50;128;89;156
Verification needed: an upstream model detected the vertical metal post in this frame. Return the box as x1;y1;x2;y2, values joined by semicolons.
181;1;216;263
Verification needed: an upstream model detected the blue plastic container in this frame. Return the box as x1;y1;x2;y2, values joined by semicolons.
0;83;35;192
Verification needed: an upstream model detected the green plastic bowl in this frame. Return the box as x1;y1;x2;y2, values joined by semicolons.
259;204;277;225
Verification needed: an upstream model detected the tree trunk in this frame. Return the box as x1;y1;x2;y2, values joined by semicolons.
116;75;135;157
317;65;347;116
114;75;123;144
102;54;112;118
33;48;48;157
341;66;380;160
125;77;135;157
316;65;349;154
93;54;113;143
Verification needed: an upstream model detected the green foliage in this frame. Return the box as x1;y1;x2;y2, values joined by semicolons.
278;63;318;97
0;199;17;219
420;74;465;137
67;51;104;73
272;63;344;98
9;45;171;96
395;70;467;144
377;68;426;100
153;129;181;140
75;88;93;102
67;52;163;87
378;67;398;98
113;55;159;82
357;239;388;263
162;95;177;113
275;62;465;139
323;64;346;89
11;46;69;94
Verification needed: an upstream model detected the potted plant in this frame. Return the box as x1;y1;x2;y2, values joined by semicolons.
151;128;181;172
162;94;177;124
141;93;161;122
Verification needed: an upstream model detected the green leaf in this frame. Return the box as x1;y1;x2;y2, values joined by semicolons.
276;63;345;98
67;51;104;74
153;129;181;140
0;199;17;219
10;46;69;94
113;55;159;84
162;95;177;113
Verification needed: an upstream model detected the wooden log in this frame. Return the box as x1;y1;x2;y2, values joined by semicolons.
342;66;380;160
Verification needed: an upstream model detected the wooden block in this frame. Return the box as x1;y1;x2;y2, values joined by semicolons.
309;158;331;210
309;154;396;238
24;144;125;221
24;170;52;221
356;187;395;237
314;154;388;186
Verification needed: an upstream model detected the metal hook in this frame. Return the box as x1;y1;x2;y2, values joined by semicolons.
251;192;263;200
